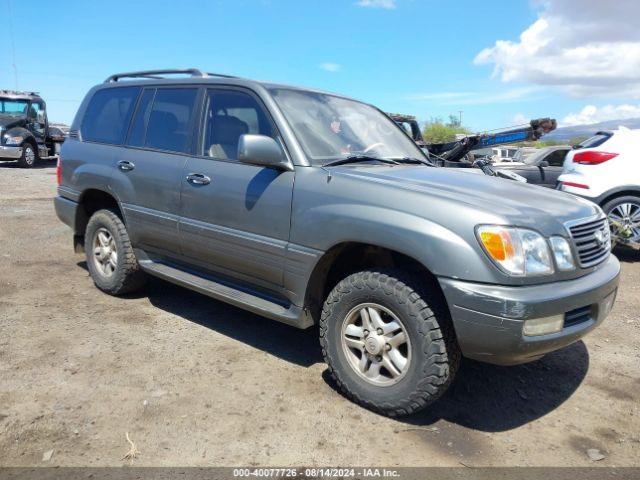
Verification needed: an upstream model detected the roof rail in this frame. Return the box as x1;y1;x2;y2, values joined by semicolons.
104;69;237;83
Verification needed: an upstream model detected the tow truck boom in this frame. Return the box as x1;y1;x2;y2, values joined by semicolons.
388;114;557;166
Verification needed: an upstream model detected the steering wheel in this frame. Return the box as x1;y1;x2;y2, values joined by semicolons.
363;142;385;153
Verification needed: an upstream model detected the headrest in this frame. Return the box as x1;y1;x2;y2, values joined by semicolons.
211;115;249;145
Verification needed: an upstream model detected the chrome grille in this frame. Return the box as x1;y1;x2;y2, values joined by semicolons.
568;217;610;268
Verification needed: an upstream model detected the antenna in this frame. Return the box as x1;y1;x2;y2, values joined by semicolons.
7;0;18;89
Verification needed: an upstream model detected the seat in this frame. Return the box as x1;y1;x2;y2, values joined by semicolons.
146;111;184;152
208;115;249;159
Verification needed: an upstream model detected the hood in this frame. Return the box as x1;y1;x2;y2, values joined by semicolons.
0;115;25;130
334;165;598;229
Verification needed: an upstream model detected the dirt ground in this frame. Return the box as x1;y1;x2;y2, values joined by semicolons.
0;160;639;467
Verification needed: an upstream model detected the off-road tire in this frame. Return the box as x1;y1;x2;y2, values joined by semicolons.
17;143;38;168
319;269;460;417
85;209;146;295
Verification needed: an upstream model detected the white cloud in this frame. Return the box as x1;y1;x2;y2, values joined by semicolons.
513;113;528;125
319;62;341;72
562;103;640;126
474;0;640;98
407;87;543;106
355;0;396;9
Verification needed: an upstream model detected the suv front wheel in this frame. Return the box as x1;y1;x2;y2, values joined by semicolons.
85;209;146;295
320;269;460;417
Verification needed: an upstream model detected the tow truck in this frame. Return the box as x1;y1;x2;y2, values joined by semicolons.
389;113;557;179
0;90;63;168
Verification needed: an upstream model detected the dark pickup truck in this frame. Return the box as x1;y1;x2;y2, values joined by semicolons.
0;90;63;167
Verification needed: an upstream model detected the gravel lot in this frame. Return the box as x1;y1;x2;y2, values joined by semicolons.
1;161;639;467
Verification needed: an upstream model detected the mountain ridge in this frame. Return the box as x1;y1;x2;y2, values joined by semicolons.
545;117;640;141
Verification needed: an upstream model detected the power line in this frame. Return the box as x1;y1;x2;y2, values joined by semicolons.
7;0;18;89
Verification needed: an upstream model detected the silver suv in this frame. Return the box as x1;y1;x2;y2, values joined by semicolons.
55;69;620;416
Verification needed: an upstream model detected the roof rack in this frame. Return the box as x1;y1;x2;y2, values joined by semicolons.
104;69;237;83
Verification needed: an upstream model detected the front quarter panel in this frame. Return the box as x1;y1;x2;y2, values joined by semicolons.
288;167;506;294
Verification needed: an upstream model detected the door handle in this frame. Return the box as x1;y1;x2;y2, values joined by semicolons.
186;173;211;185
117;160;135;171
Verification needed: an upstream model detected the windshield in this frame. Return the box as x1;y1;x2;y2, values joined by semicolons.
523;149;548;165
0;99;29;117
270;88;426;165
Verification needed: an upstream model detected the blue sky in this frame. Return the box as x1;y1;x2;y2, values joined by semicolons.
2;0;639;131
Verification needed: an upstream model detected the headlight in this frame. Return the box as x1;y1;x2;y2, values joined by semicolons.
477;225;554;276
4;135;24;146
549;236;576;271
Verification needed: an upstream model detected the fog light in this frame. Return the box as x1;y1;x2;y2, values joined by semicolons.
523;315;564;336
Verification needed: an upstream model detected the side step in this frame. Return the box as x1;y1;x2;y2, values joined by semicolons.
138;259;313;329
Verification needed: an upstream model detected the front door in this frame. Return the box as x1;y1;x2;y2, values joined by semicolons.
179;88;294;290
541;149;569;187
28;101;46;151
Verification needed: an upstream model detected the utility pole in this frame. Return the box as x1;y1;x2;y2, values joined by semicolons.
458;110;463;126
7;0;19;89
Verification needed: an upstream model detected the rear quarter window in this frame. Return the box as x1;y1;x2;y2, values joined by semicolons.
81;87;140;145
577;133;611;149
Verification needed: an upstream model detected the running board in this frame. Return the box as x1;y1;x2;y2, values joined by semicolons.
138;259;313;329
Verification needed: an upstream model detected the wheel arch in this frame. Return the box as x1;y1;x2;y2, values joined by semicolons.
598;186;640;207
303;241;445;324
75;188;125;244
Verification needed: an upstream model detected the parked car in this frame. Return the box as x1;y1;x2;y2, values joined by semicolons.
493;146;571;188
558;128;640;249
55;69;620;416
0;90;62;167
491;146;519;162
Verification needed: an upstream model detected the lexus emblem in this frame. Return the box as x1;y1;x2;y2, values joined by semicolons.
594;229;605;247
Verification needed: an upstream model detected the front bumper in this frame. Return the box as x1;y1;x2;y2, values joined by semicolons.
0;145;23;160
439;254;620;365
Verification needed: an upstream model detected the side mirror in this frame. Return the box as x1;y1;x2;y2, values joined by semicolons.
238;134;292;171
36;111;46;124
539;160;550;167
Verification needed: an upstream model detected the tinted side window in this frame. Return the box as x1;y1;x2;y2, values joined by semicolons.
127;89;155;147
202;90;274;159
145;88;198;153
547;149;568;166
81;87;139;145
578;134;611;149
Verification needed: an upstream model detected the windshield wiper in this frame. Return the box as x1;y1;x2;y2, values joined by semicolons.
322;155;399;167
389;156;435;167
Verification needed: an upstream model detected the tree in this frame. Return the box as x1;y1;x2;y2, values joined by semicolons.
422;116;471;143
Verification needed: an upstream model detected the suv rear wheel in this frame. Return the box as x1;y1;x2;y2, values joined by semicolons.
17;143;38;168
319;269;460;417
603;195;640;249
85;209;146;295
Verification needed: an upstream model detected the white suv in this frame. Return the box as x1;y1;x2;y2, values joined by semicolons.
558;127;640;248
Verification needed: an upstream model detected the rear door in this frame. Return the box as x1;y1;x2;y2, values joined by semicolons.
111;86;199;258
178;87;294;291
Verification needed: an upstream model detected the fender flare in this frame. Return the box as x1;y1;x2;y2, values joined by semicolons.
4;126;37;147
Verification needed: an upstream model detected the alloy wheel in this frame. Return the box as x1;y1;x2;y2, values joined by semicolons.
24;146;35;165
341;303;411;386
607;202;640;246
92;227;118;277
